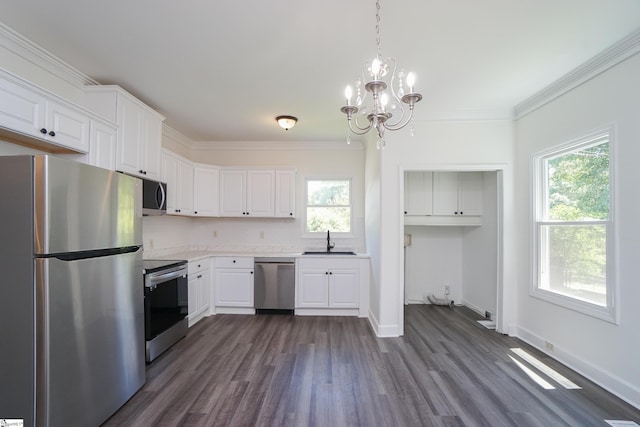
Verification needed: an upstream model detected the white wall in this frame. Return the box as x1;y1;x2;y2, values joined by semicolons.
461;171;498;317
514;53;640;407
404;226;463;303
376;121;515;336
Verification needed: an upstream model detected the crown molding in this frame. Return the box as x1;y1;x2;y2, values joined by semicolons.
0;22;98;88
162;124;194;150
514;27;640;119
190;140;364;151
419;109;514;122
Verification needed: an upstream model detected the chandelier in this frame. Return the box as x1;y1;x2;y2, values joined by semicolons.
340;0;422;149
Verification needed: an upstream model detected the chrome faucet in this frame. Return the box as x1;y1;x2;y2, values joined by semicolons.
327;230;335;253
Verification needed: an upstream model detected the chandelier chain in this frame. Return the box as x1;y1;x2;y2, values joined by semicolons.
375;0;382;59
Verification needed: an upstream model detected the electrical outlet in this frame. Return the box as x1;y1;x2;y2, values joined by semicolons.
544;341;554;351
485;311;491;319
148;239;154;249
260;231;264;239
444;285;450;295
212;230;217;238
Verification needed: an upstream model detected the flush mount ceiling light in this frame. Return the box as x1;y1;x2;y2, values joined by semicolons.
276;115;298;131
340;0;422;149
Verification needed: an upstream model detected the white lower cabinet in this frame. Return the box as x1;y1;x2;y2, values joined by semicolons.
296;258;360;311
188;260;210;326
214;257;254;312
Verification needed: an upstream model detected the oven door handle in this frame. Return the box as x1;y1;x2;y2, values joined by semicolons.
146;268;187;288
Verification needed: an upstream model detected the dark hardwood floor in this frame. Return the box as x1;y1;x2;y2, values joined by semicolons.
103;305;640;426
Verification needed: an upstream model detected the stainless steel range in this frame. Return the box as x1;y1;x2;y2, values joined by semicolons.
143;259;188;362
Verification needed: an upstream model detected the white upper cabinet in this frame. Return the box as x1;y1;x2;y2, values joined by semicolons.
275;169;296;217
87;120;117;170
220;168;295;218
85;86;165;180
0;71;91;153
219;169;247;216
193;164;219;217
432;172;483;216
246;169;275;217
162;149;194;216
404;171;433;216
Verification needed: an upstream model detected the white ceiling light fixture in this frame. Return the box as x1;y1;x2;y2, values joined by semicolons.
340;0;422;149
276;115;298;131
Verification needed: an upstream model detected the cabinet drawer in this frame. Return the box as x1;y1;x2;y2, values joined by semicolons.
188;260;208;275
215;256;253;269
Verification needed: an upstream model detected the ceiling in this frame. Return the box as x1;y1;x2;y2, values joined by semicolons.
1;1;640;143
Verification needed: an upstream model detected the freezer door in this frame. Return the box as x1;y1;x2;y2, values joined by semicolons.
33;155;142;254
35;249;144;427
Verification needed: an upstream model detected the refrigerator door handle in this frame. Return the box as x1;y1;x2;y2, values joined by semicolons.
35;258;50;427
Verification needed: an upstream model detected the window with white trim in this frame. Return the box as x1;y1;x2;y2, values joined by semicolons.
533;131;616;321
305;179;352;234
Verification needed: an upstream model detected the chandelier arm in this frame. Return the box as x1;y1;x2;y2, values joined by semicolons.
351;114;375;132
347;118;372;135
383;107;415;131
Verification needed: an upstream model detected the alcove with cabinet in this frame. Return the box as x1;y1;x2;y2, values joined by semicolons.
403;170;498;322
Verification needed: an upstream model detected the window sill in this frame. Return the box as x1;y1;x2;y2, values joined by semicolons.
529;287;618;324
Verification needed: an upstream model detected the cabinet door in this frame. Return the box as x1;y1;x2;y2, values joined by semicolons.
247;170;275;217
177;159;194;215
197;270;210;314
0;77;45;138
162;152;179;214
404;171;433;215
275;169;296;217
328;269;359;308
220;169;246;216
458;172;483;215
194;165;219;216
88;120;117;170
188;276;198;319
116;95;144;176
45;99;90;153
215;269;254;307
297;268;329;308
142;113;163;180
432;172;460;215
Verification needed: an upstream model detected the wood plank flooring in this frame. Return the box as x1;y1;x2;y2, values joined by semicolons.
103;305;640;426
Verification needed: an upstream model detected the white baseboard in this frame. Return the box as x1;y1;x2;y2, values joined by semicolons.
514;325;640;410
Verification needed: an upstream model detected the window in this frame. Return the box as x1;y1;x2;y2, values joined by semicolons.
533;131;616;322
305;179;351;234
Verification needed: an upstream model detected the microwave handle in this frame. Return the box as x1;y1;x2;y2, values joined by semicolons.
156;183;166;209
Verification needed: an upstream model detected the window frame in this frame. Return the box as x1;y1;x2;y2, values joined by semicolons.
302;177;354;238
531;128;618;323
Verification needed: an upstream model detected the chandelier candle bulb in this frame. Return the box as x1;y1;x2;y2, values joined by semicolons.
345;86;353;105
407;72;415;93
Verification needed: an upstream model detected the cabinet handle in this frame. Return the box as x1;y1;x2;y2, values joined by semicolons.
40;128;47;134
251;271;253;274
197;274;202;279
325;271;329;275
194;211;198;215
329;271;333;275
232;260;236;263
460;211;463;215
48;131;55;137
289;212;293;216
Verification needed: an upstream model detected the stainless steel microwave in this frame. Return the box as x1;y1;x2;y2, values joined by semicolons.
141;177;167;215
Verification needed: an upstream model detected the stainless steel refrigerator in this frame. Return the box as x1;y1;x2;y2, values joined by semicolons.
0;155;145;427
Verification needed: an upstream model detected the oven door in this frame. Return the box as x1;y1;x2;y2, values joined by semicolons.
144;266;188;342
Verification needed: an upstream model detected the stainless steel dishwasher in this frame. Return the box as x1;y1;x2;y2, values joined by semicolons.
254;257;295;314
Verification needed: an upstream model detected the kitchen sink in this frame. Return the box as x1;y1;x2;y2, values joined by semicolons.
302;251;357;255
